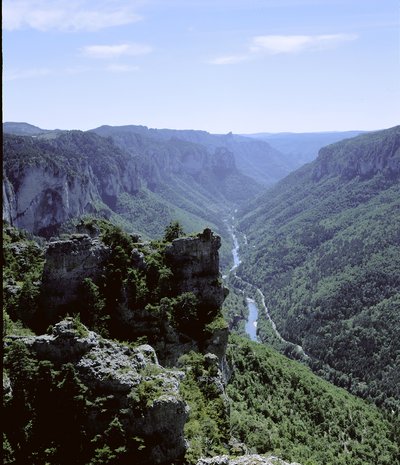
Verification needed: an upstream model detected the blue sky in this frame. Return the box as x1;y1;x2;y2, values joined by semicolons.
3;0;400;133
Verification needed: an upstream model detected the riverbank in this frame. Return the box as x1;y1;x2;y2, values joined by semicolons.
224;219;309;359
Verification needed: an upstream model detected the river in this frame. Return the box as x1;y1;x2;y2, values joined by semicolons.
244;298;258;341
226;224;259;342
227;222;309;357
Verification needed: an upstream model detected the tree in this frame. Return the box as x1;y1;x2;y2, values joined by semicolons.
164;221;184;242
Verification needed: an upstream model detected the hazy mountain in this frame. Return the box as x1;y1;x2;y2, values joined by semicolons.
237;126;400;410
246;130;365;167
91;125;291;186
3;122;63;137
2;126;263;267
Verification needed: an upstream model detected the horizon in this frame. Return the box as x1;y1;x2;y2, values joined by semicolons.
3;0;400;133
3;120;390;136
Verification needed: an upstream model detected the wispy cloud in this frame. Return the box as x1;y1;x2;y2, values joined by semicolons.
106;64;140;73
4;67;54;81
251;34;357;54
211;33;358;65
4;66;90;81
3;0;142;32
210;55;248;65
81;43;152;59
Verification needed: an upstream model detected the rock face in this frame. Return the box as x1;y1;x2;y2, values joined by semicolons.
40;234;110;326
15;318;189;465
2;132;140;237
39;229;229;366
312;126;400;181
3;166;97;237
165;228;227;312
92;126;238;186
197;455;301;465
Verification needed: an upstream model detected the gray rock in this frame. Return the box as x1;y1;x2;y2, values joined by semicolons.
12;318;189;464
197;455;302;465
3;372;12;401
165;228;227;313
40;235;110;324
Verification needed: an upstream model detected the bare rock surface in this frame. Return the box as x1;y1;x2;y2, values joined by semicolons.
40;234;110;325
14;318;189;464
197;455;301;465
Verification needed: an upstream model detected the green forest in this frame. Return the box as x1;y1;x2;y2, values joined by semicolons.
3;124;400;465
238;127;400;411
4;216;400;465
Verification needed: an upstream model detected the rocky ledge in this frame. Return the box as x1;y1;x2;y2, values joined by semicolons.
39;229;229;367
197;455;301;465
165;228;227;312
9;318;189;465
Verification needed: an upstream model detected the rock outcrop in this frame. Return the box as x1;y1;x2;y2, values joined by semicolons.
39;229;229;366
40;234;110;326
165;228;227;312
2;132;140;237
312;126;400;181
3;165;97;237
12;318;189;465
197;455;301;465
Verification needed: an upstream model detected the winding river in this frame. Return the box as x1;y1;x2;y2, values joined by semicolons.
227;225;259;341
226;221;309;357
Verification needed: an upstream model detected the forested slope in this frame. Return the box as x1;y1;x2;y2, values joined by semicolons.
227;335;399;465
237;126;400;409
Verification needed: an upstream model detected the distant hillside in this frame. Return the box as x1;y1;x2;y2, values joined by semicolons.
92;125;290;186
4;122;300;187
3;122;62;137
91;125;261;206
237;126;400;410
247;131;365;167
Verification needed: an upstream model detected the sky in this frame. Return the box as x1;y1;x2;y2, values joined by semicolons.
2;0;400;133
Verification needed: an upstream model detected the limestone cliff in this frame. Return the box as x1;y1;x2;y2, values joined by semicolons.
8;318;188;464
91;125;261;204
312;126;400;181
197;455;301;465
165;228;226;312
39;228;228;366
2;132;140;237
40;233;111;325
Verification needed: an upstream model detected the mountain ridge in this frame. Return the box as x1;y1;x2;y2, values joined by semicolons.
237;125;400;410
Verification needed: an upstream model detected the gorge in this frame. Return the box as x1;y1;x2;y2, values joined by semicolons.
3;122;400;465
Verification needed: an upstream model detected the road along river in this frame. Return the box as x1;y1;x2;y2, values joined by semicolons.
225;224;259;341
226;221;309;358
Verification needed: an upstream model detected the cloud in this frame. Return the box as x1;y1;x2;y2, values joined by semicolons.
81;43;152;59
4;67;54;81
211;33;357;65
3;0;142;31
4;66;90;81
106;64;140;73
209;55;248;65
250;34;358;54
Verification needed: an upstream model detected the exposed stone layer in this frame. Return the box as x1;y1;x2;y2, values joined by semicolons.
39;230;228;366
40;234;110;326
165;228;227;311
14;319;188;465
197;455;301;465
